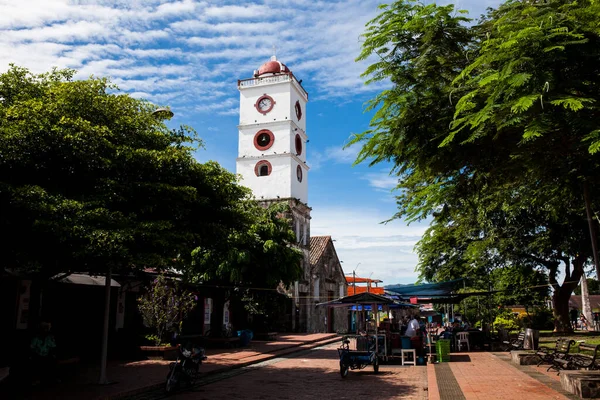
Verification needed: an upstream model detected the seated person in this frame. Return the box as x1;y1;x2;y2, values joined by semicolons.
439;328;453;340
451;321;463;332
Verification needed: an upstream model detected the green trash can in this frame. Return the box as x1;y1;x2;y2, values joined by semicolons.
436;339;451;362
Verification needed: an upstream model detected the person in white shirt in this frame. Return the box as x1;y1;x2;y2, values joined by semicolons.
404;315;421;337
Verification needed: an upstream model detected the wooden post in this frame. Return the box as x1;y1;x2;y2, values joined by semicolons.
98;267;112;385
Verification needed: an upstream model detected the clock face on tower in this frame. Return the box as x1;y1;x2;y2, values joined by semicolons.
295;100;302;120
255;94;275;115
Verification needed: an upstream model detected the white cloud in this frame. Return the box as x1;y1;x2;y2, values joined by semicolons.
203;4;274;20
154;0;198;17
362;171;398;192
0;0;393;117
311;206;429;285
309;143;360;170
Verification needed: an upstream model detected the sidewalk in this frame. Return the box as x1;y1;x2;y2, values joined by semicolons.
428;351;573;400
9;333;339;400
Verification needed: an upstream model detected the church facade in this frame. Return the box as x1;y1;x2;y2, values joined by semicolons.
236;56;347;333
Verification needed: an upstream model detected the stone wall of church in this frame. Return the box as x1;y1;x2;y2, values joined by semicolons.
308;243;348;333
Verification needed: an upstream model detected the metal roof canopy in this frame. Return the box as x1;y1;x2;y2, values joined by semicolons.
385;278;465;297
316;292;416;308
52;273;121;287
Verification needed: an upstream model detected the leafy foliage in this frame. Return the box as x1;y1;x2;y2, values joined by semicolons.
353;0;600;332
137;274;196;346
0;65;250;278
190;201;304;288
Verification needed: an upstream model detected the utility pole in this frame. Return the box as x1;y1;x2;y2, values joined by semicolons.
353;263;361;295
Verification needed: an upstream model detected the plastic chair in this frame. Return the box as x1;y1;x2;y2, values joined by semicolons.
456;331;470;352
401;349;416;366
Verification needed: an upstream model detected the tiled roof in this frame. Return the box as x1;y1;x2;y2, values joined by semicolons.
569;295;600;311
309;235;331;265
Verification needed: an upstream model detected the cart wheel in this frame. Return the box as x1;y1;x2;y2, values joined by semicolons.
373;357;379;374
340;361;349;378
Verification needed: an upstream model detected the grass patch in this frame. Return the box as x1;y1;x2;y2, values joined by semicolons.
538;332;600;353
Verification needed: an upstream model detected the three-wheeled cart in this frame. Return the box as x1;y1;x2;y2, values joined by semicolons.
337;334;380;378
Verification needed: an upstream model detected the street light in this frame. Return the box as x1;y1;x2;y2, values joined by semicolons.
152;107;174;119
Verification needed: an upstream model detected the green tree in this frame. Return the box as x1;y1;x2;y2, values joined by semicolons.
351;0;600;332
0;65;248;279
190;201;304;336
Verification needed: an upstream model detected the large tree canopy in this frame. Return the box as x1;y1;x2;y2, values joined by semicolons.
0;65;261;282
351;0;600;331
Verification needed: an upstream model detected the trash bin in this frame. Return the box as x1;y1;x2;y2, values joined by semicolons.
523;328;539;350
436;339;451;362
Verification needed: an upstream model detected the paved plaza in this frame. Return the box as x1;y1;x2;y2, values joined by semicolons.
1;335;586;400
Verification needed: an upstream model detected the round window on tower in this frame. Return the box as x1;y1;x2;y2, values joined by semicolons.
295;100;302;121
255;160;272;177
254;129;274;151
296;165;303;182
295;134;302;155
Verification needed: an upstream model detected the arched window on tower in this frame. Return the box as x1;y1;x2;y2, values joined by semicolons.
254;160;272;177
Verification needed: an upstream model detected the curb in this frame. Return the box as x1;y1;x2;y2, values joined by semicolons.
107;335;340;400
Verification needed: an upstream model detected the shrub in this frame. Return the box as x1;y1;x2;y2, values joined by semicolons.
137;274;197;346
494;315;520;332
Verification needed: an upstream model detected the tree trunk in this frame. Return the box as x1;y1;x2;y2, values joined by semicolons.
209;294;225;337
550;256;586;333
552;285;573;333
584;181;600;281
581;275;594;330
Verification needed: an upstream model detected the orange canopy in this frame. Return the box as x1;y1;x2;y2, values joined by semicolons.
345;276;383;284
347;286;384;296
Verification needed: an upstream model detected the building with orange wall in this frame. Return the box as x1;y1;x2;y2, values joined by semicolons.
346;276;384;296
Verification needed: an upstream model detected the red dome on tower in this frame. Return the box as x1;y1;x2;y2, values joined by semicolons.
254;56;290;77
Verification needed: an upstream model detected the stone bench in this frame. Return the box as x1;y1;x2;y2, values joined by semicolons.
511;350;539;365
560;370;600;398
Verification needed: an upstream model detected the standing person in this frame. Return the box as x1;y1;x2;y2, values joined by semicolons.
404;314;420;338
30;321;57;385
570;308;579;330
580;313;589;331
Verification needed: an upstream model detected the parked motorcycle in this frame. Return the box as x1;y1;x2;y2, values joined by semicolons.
165;341;207;393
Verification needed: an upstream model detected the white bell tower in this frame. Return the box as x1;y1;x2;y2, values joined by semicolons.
236;56;312;332
236;56;309;204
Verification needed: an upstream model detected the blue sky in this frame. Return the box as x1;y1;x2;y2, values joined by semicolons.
1;0;502;286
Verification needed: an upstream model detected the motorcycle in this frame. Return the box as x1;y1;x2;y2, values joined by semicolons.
165;340;207;393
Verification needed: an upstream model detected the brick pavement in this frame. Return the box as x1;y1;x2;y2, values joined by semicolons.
175;342;429;400
428;352;570;400
3;333;338;400
4;339;587;400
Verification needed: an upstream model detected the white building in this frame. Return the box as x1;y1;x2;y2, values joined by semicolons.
236;56;347;332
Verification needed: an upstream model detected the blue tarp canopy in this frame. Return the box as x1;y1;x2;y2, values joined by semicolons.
385;278;467;303
350;303;416;311
316;292;416;309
